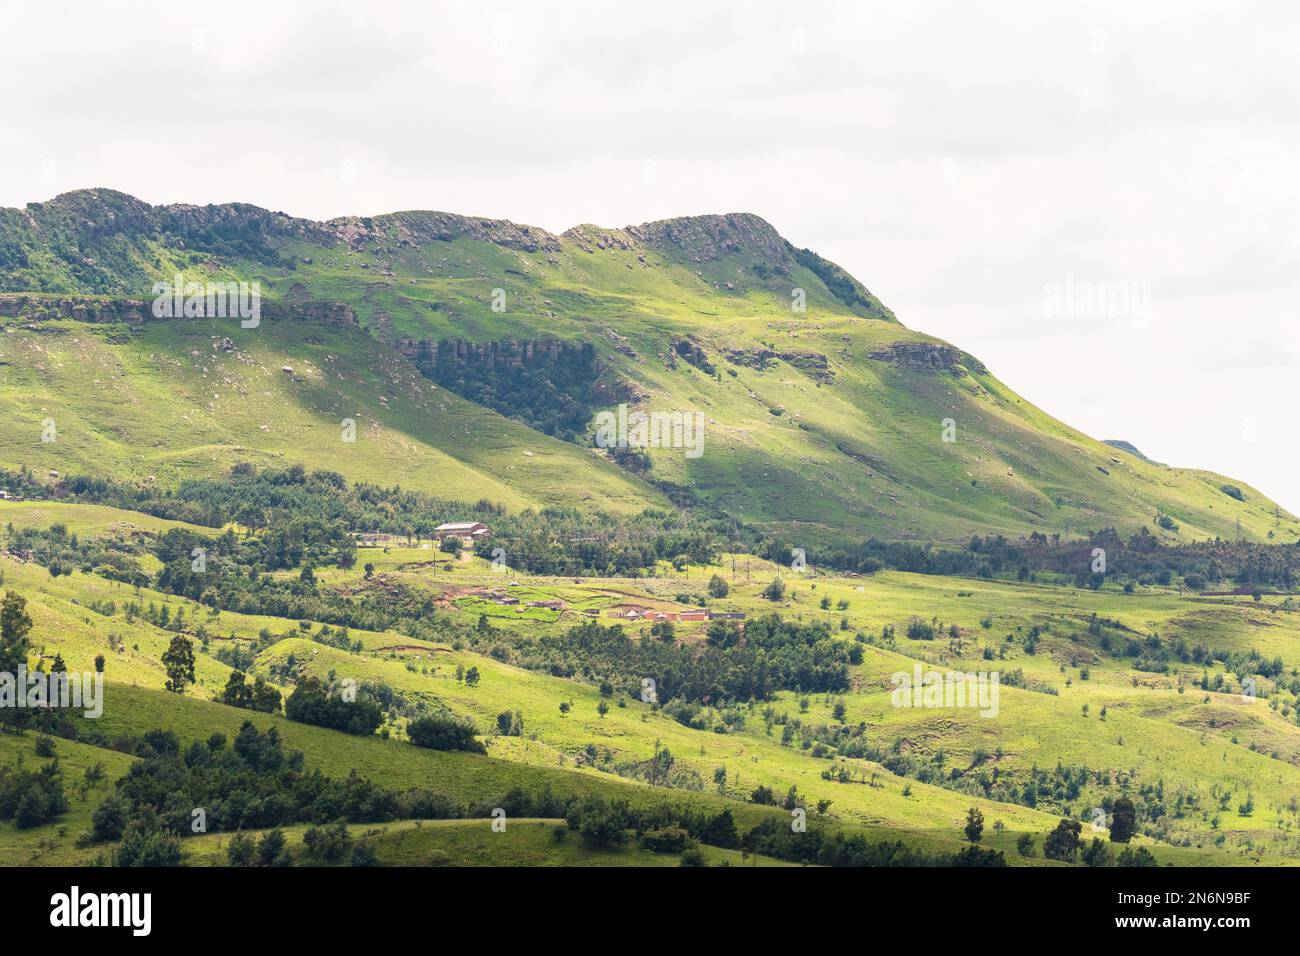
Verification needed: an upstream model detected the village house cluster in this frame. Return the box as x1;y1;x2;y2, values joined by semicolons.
477;587;564;611
605;604;745;624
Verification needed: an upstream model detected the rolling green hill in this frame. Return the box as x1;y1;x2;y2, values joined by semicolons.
0;188;1292;546
5;515;1298;867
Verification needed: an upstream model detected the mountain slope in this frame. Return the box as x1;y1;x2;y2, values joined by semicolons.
0;188;1293;544
0;310;660;512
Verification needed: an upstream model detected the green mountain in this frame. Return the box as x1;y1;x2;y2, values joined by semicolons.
1;188;1292;545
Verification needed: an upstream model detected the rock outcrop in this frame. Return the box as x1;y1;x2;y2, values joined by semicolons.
868;341;983;374
625;213;791;265
725;347;833;382
331;211;562;254
393;337;579;368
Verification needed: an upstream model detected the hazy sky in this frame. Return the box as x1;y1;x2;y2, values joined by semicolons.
3;0;1297;511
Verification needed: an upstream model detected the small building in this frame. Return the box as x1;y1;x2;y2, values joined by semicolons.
434;521;491;545
677;609;709;622
708;611;747;621
607;605;654;620
527;599;565;610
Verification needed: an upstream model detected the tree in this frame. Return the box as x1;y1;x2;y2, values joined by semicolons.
1043;818;1082;862
707;574;729;598
699;808;739;848
407;714;485;753
161;636;195;693
1081;837;1113;867
256;828;291;867
597;700;610;718
350;841;378;867
964;806;985;843
0;591;34;731
115;818;183;867
251;677;282;714
679;847;706;867
1110;796;1137;843
0;590;33;672
303;821;353;862
284;678;381;735
226;832;256;866
221;670;254;709
763;577;786;602
1117;846;1157;867
496;709;523;737
92;795;130;841
568;798;627;849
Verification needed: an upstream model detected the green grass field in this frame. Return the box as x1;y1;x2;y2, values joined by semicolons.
4;500;1299;866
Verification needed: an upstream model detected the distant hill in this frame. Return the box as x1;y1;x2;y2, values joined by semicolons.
0;188;1294;545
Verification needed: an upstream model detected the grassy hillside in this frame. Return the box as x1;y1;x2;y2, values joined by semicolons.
0;315;658;512
5;500;1300;867
1;189;1293;546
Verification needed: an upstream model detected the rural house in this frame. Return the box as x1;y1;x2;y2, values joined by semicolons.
433;521;491;545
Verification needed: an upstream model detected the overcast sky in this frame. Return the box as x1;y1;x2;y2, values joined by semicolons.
3;0;1297;512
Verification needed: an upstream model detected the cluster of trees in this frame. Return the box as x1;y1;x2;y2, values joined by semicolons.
742;816;1004;867
283;678;384;736
68;718;990;868
532;616;853;707
220;670;283;713
407;713;485;753
84;722;469;865
6;523;149;586
0;591;34;733
412;339;602;442
28;464;1300;591
515;790;1001;867
0;761;69;828
799;527;1300;591
60;465;495;538
24;711;1061;869
960;528;1300;590
54;466;726;578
